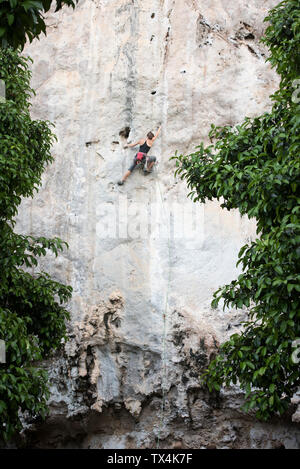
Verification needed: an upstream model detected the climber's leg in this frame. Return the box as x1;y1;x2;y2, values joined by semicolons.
118;158;137;185
144;156;156;172
118;170;131;185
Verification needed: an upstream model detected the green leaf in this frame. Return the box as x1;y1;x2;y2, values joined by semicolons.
7;14;14;26
269;383;275;393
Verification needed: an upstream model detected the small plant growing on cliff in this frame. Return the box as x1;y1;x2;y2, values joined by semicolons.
0;0;78;50
0;48;72;442
173;0;300;421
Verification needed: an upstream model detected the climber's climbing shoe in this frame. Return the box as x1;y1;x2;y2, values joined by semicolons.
117;180;124;185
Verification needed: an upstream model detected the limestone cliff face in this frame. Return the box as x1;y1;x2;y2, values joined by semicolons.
15;0;300;448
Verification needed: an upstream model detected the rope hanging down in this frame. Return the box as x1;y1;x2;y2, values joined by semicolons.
155;179;172;449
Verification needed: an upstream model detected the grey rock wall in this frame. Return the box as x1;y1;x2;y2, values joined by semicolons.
15;0;300;448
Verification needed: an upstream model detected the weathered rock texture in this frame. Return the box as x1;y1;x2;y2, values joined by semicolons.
15;0;300;448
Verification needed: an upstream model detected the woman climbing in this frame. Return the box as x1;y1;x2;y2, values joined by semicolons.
117;126;161;185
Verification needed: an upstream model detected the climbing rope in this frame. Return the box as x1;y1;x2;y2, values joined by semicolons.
155;178;172;449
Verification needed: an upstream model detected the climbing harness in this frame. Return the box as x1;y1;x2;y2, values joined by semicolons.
138;155;158;174
155;178;172;449
136;151;146;161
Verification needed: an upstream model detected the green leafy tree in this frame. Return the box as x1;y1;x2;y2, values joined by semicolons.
173;0;300;421
0;48;72;441
0;0;78;50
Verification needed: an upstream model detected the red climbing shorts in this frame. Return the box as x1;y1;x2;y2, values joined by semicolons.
128;154;156;172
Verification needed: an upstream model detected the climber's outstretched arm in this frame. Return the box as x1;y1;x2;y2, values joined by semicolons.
124;139;143;149
152;126;161;142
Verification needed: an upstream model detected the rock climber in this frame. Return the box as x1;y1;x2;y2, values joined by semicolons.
117;126;161;185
